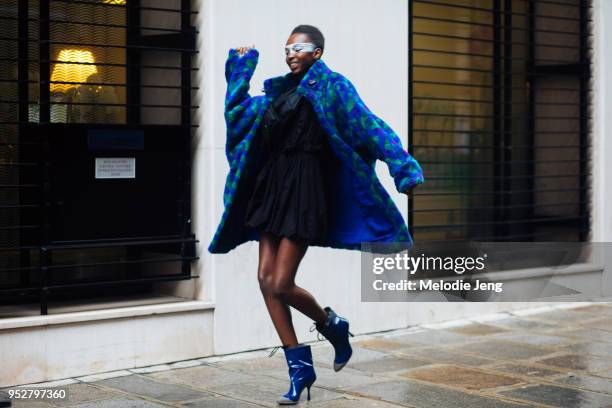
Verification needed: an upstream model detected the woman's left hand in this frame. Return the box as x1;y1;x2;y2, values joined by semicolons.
234;45;255;57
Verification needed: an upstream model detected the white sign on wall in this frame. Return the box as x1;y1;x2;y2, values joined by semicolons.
95;158;136;179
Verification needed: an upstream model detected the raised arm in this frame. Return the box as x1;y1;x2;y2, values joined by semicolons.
224;47;264;161
333;78;424;194
225;47;257;111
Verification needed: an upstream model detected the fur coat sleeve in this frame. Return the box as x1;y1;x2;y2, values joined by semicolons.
331;79;424;194
223;49;267;165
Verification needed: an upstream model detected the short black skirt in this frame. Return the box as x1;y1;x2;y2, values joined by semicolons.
244;83;333;244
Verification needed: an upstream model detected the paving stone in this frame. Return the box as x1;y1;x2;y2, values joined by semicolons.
49;383;123;406
398;348;496;366
449;340;556;360
75;370;133;383
554;328;612;343
487;317;562;331
491;332;579;347
210;356;287;373
149;365;256;390
344;379;530;408
557;341;612;358
521;309;601;323
554;303;600;311
471;312;514;323
420;320;474;330
389;329;474;348
577;317;612;331
348;355;433;374
534;354;612;372
259;365;380;390
168;360;202;370
399;364;524;390
11;379;79;388
554;373;612;395
310;395;405;407
63;397;170;407
180;396;264;407
8;401;55;408
569;304;612;316
94;374;210;403
446;323;510;336
499;383;612;408
2;383;119;407
0;388;59;406
205;376;345;407
488;363;565;378
512;306;557;316
130;365;173;374
312;345;389;368
377;327;428;339
353;338;410;352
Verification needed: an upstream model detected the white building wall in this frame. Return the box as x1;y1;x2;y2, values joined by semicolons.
591;0;608;243
590;0;612;294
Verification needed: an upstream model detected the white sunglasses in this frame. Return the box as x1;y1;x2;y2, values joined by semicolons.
285;42;318;55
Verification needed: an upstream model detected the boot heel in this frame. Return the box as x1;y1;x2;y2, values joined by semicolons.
307;386;311;401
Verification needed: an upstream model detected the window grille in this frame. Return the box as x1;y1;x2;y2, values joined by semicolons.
409;0;591;245
0;0;198;315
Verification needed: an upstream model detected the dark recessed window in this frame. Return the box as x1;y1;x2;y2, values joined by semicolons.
0;0;197;315
409;0;591;245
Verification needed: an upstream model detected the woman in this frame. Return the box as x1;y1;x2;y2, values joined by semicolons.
209;25;424;405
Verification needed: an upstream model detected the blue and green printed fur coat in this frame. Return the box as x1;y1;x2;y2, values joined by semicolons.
207;48;424;253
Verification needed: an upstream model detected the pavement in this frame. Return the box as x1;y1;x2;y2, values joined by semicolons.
3;302;612;408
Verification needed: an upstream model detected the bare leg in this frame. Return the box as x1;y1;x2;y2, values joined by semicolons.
274;238;327;323
258;231;298;347
270;236;328;325
258;233;329;347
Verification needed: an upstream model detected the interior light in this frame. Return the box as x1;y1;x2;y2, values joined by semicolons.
50;49;97;93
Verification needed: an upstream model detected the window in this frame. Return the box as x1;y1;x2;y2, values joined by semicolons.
0;0;197;315
409;0;591;245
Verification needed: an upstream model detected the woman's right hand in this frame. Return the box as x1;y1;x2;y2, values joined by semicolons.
234;45;255;57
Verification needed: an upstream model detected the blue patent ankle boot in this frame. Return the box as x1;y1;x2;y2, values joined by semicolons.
310;306;354;372
277;344;316;405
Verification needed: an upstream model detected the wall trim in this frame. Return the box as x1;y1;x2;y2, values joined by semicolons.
0;300;215;330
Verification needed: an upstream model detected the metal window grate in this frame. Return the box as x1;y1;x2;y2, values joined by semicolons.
0;0;198;315
409;0;591;245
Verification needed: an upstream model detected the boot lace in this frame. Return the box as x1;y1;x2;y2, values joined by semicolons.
269;321;327;358
268;346;281;358
309;323;325;341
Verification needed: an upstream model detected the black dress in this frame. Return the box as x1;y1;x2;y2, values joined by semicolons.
244;74;334;244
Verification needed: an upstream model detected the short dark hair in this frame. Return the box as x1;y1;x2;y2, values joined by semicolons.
291;25;325;50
